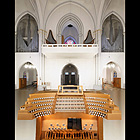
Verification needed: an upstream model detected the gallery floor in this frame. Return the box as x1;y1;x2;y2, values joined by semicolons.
15;85;125;140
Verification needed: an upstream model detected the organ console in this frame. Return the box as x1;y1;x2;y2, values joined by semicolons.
18;85;121;140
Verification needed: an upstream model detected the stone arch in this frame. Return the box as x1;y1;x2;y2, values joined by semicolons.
44;1;96;31
102;61;121;84
19;61;38;87
61;63;79;85
56;13;84;44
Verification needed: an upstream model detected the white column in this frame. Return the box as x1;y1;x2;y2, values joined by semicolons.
97;30;102;86
44;54;46;83
79;33;83;44
41;53;44;84
38;30;43;86
95;54;96;85
123;32;125;89
42;53;46;84
15;31;17;89
57;33;61;44
95;54;98;85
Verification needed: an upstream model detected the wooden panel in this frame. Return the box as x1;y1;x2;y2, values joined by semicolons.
36;117;43;140
19;78;26;89
42;138;98;140
107;113;121;120
57;85;83;95
42;119;67;131
113;78;121;88
29;93;56;98
84;92;110;99
18;90;121;121
18;111;33;120
97;117;103;140
102;78;104;89
61;35;64;44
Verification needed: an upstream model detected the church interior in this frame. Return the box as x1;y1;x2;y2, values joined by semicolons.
15;0;125;140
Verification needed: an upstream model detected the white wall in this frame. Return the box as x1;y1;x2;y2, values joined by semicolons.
44;58;95;90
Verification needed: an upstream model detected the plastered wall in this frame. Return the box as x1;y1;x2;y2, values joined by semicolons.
44;58;96;90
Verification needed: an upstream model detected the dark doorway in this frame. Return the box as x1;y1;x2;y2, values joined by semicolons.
67;118;82;130
65;74;69;85
61;64;79;85
71;75;75;85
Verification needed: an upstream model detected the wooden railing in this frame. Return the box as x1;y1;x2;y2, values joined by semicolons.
41;130;98;140
57;85;83;95
42;44;98;48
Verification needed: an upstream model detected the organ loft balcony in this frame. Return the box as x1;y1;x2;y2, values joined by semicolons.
41;29;99;58
41;44;99;59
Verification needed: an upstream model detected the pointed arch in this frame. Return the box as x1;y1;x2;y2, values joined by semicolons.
61;63;79;85
16;13;39;52
15;11;39;32
102;11;125;32
56;13;84;44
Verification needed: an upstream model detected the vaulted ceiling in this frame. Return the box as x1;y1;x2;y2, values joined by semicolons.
15;0;125;31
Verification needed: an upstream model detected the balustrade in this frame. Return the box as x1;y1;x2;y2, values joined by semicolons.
42;44;98;48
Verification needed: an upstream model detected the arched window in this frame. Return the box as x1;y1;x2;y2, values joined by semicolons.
113;71;117;78
64;36;77;44
16;14;39;52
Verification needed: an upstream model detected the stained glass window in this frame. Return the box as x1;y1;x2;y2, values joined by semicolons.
64;36;76;44
113;71;117;78
65;39;75;44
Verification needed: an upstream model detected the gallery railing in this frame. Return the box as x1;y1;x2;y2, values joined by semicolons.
42;44;98;48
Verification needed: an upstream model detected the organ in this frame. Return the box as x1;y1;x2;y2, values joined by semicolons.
18;85;121;140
